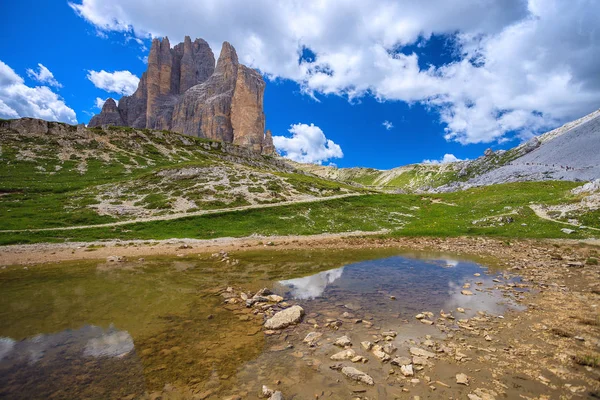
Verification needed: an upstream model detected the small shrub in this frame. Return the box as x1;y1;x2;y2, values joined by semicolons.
550;327;572;338
577;317;600;327
574;353;600;368
248;186;265;193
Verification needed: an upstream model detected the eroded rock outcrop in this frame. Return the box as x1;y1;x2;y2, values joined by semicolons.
89;99;124;127
261;129;276;156
89;37;275;155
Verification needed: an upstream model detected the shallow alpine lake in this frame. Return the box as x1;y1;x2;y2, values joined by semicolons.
0;248;526;399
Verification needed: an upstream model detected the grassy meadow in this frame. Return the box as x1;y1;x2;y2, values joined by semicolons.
1;181;596;245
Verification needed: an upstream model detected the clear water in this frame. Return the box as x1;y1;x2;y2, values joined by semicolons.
0;250;524;399
276;255;524;320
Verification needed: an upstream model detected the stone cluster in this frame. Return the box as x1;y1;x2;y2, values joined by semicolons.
89;37;275;155
210;236;599;399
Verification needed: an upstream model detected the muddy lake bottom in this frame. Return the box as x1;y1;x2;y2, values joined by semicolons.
0;247;557;399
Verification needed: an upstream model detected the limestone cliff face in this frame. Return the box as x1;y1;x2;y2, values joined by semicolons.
171;42;239;142
231;65;266;153
89;37;273;155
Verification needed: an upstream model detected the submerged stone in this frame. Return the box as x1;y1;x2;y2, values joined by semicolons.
341;366;374;385
303;332;323;346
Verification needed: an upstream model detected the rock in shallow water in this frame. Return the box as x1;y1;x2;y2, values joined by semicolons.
372;345;391;362
334;335;352;347
341;366;374;385
267;294;284;303
330;349;356;360
262;385;284;400
269;391;284;400
409;347;436;359
456;373;469;385
400;364;414;377
303;332;323;346
382;342;397;354
391;356;412;366
264;305;304;330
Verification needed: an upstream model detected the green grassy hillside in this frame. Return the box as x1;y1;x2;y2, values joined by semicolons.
1;119;597;245
0;119;361;230
295;162;462;191
1;181;597;245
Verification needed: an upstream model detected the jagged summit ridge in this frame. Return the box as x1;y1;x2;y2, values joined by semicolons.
89;37;274;155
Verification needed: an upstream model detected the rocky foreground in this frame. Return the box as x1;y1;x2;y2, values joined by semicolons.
1;235;598;398
210;237;600;399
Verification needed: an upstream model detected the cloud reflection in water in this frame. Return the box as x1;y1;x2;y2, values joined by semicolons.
0;325;134;365
278;267;344;299
84;329;134;358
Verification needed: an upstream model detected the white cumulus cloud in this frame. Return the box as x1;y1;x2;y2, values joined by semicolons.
273;123;343;164
87;70;139;95
382;120;394;130
422;154;464;164
0;60;77;123
69;0;600;144
26;63;62;88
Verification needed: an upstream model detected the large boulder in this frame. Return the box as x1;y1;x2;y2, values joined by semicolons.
523;136;541;153
264;305;304;329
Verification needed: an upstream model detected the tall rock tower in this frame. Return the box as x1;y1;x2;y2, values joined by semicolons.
89;37;274;155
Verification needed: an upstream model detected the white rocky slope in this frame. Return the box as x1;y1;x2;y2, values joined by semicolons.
436;108;600;192
291;109;600;193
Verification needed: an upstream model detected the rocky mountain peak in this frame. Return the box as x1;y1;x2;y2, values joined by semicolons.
88;98;123;127
102;98;118;112
89;37;274;155
158;37;172;66
217;42;239;68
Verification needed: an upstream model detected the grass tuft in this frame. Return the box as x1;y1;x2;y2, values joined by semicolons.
574;353;600;368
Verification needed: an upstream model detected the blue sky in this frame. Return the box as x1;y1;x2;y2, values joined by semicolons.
1;1;599;169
